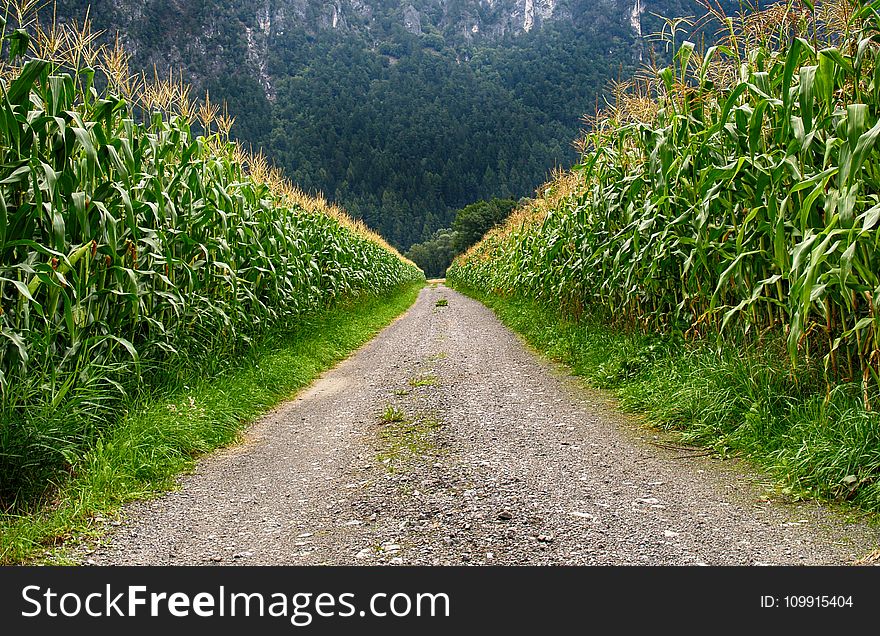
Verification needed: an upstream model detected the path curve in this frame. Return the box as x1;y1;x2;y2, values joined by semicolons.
81;284;880;565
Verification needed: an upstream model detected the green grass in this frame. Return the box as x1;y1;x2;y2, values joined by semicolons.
435;298;448;307
408;374;439;388
457;285;880;515
380;404;407;424
376;411;444;472
0;282;422;564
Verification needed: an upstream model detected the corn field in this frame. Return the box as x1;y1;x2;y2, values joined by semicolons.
449;0;880;405
0;2;422;505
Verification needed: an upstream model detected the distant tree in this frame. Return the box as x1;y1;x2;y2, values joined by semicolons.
406;229;457;278
406;197;518;277
452;198;517;253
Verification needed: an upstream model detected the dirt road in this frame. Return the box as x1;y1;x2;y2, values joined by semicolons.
81;284;879;565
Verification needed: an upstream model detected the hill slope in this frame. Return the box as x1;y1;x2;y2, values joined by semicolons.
48;0;728;247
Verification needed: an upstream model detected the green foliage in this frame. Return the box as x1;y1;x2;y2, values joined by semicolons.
406;197;516;277
380;403;407;424
452;198;518;253
450;2;880;503
0;6;422;508
406;228;457;278
266;32;579;248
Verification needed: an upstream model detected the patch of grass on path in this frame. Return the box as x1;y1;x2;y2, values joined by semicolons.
454;285;880;517
376;410;444;472
409;375;439;388
0;283;423;564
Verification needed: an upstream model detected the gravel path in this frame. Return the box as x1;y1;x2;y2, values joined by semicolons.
81;284;880;565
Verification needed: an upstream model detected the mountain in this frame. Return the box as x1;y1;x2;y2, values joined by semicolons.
47;1;729;248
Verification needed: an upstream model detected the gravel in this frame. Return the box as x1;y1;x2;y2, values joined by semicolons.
79;284;880;565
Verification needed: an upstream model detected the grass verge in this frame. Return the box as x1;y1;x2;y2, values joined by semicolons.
0;283;423;564
455;285;880;516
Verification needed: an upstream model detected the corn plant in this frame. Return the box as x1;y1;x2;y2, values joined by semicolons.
0;2;422;506
449;0;880;405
